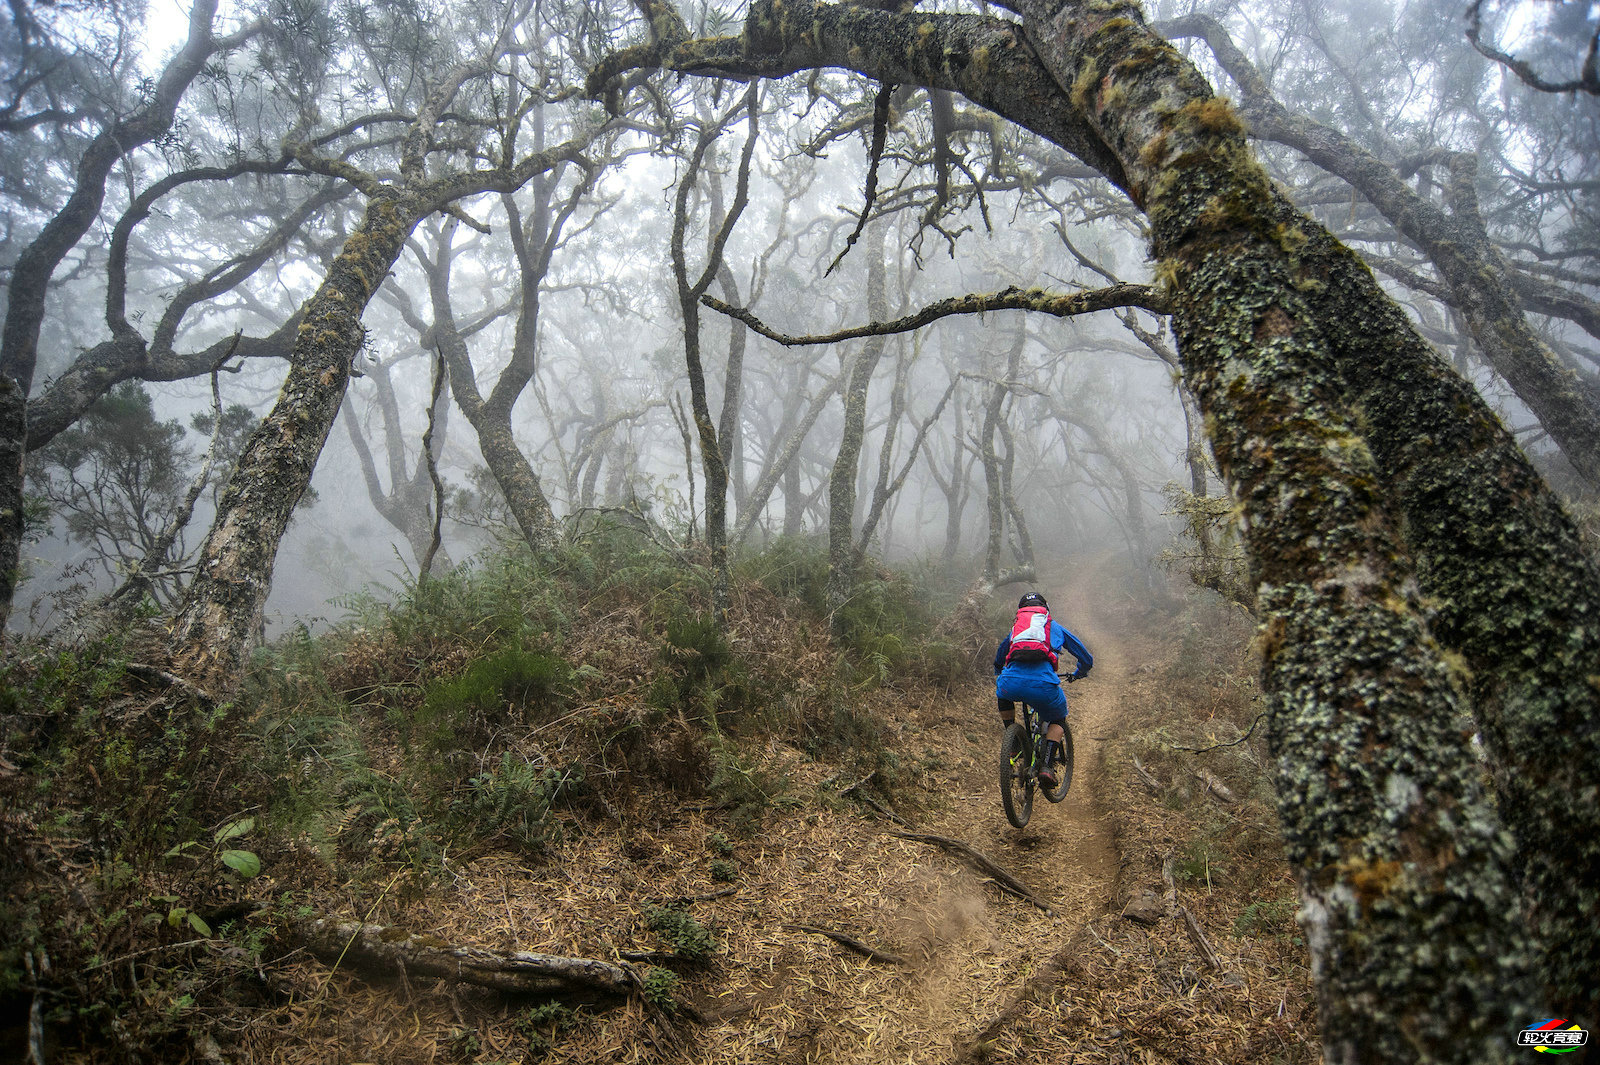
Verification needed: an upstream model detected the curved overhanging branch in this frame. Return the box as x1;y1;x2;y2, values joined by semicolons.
586;0;1128;192
701;283;1166;346
1466;0;1600;96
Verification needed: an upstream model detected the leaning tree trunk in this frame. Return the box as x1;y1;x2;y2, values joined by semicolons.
169;196;421;686
826;222;888;634
1013;5;1543;1057
1162;14;1600;488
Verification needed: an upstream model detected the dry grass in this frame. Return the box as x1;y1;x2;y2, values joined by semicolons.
1;550;1321;1064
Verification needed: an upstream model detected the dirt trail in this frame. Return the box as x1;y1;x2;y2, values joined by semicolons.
656;582;1130;1064
344;587;1134;1065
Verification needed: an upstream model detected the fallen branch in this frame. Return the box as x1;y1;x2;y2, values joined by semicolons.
783;923;905;965
124;662;221;707
1130;755;1162;791
1180;906;1224;972
1161;852;1179;918
889;831;1054;915
1193;767;1237;804
287;917;637;997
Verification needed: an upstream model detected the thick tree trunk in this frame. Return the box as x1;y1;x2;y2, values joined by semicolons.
1014;5;1541;1057
593;0;1555;1055
168;196;421;686
1280;191;1600;1027
826;224;888;632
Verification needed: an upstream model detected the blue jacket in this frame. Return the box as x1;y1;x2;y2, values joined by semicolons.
994;619;1092;686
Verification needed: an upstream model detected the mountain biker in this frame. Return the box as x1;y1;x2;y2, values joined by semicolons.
994;591;1092;789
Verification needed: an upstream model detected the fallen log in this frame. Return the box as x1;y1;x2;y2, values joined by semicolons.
889;830;1054;916
287;917;638;997
782;923;906;965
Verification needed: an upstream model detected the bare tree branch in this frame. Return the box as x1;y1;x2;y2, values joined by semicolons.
702;283;1166;347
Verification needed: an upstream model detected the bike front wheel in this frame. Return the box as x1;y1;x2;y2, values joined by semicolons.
1042;721;1075;804
1000;722;1034;828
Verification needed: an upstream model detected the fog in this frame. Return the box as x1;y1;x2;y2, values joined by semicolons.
4;0;1595;636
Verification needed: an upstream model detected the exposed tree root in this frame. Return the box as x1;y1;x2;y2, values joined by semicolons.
954;922;1093;1062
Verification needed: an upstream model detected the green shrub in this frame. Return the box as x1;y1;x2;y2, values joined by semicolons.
461;752;577;853
416;646;572;753
645;905;714;960
515;1001;577;1057
708;740;800;823
709;858;739;882
641;966;680;1012
735;535;829;613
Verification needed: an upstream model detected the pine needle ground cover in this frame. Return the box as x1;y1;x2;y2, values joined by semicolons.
0;530;1319;1063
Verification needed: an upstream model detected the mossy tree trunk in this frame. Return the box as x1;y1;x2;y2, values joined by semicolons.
168;194;424;684
590;0;1600;1054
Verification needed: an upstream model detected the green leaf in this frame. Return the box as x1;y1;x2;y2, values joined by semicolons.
163;840;199;858
220;849;261;878
186;912;214;937
213;817;255;844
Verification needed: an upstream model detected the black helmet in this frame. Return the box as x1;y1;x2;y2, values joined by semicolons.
1018;591;1048;609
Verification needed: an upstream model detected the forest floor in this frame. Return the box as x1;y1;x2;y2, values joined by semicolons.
241;575;1319;1064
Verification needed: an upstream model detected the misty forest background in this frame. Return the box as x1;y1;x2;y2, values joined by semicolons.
2;0;1598;1062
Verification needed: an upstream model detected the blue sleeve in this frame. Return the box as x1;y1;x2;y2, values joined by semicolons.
1053;621;1092;675
994;635;1011;674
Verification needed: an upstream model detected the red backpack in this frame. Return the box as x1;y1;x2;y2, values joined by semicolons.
1006;605;1058;667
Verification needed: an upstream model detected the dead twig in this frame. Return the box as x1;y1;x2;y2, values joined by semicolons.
889;830;1054;915
1193;767;1237;804
1169;712;1265;753
1180;905;1225;972
782;923;905;965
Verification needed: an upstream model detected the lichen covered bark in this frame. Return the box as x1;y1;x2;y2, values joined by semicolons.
592;0;1599;1044
1161;14;1600;486
1279;196;1600;1024
168;196;419;687
1014;2;1539;1057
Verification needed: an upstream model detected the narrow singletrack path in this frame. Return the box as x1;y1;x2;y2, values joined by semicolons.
393;584;1132;1064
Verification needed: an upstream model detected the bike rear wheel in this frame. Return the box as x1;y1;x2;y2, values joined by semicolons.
1000;722;1034;828
1042;720;1075;803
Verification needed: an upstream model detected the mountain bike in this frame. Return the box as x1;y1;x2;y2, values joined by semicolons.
999;699;1074;829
